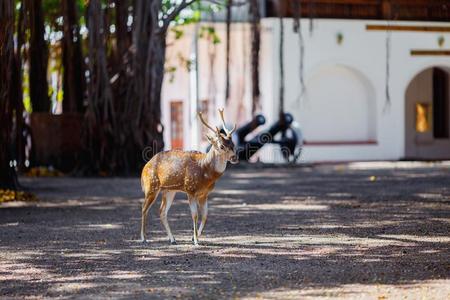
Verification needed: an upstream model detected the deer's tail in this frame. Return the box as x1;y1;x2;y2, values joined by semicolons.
141;175;145;193
141;163;151;196
141;161;158;198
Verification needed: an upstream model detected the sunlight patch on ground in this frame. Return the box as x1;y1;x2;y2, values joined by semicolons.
242;280;450;299
296;235;416;247
208;250;256;259
50;282;98;293
231;172;288;179
0;262;50;280
416;193;446;199
430;218;450;224
326;192;354;198
214;203;329;211
0;251;53;281
214;189;248;195
61;249;122;259
229;179;252;184
37;199;92;207
279;220;420;230
85;206;118;210
282;195;317;201
107;270;144;280
203;234;424;249
203;234;408;248
63;223;123;231
85;223;122;229
346;161;450;170
0;222;19;227
378;234;450;243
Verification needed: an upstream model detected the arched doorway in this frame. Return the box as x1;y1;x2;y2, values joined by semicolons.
405;67;450;159
291;65;377;144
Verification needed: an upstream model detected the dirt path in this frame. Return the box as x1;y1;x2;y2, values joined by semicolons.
1;163;449;299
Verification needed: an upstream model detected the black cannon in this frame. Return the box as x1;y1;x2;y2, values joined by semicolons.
275;126;302;162
237;113;295;161
236;114;266;145
211;112;301;162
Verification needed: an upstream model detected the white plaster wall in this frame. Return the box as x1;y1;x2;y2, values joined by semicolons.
293;64;376;141
162;18;450;162
264;18;450;162
162;29;192;150
162;23;274;152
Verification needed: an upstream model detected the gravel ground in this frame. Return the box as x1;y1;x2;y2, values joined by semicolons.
1;162;449;299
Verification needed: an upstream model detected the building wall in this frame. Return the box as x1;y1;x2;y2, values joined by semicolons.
162;19;450;162
265;18;450;162
162;23;274;152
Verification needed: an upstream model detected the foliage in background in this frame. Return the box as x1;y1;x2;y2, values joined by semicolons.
2;0;248;187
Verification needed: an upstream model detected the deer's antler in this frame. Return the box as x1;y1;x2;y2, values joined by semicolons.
218;108;236;137
198;111;216;134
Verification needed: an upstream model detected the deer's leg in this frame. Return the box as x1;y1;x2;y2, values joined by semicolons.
160;191;176;245
140;189;160;243
198;200;208;237
188;196;199;246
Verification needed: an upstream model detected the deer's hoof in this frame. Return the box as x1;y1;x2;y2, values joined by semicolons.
170;240;177;245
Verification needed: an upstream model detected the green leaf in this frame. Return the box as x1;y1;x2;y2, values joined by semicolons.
213;35;221;44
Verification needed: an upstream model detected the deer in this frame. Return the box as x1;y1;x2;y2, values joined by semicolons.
140;108;238;246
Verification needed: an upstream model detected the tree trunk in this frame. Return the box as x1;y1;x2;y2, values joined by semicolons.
80;0;194;175
110;0;130;116
62;0;85;113
278;17;285;118
25;0;50;113
13;1;26;170
83;0;116;173
225;0;232;103
292;0;306;99
0;0;19;189
115;0;130;61
249;0;261;115
121;0;165;172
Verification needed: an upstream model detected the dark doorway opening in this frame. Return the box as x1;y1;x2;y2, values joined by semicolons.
432;68;449;138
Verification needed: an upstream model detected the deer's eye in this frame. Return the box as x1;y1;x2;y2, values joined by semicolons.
220;145;225;150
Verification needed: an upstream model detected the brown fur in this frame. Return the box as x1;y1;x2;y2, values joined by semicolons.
141;150;223;197
140;149;232;244
140;109;237;245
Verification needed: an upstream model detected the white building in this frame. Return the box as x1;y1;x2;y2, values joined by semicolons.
161;17;450;162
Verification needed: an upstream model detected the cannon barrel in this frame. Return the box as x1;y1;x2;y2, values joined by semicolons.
264;113;293;138
237;113;294;160
236;114;266;144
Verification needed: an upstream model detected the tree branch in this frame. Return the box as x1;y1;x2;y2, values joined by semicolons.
162;0;196;31
205;0;247;6
161;0;248;32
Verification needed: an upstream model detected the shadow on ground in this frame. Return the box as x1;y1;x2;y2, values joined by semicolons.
1;164;449;298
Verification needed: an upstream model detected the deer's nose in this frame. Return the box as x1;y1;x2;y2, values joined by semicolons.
230;155;239;164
